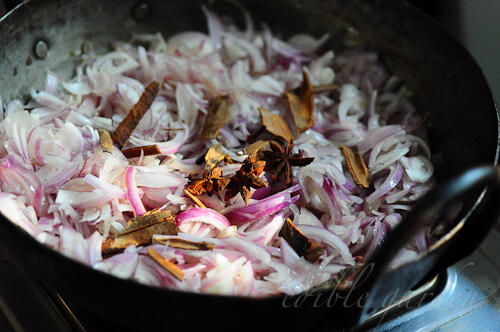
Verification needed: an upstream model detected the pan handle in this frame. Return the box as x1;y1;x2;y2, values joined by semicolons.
350;165;500;321
1;0;22;15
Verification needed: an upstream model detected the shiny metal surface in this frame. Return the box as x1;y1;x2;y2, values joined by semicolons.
368;228;500;331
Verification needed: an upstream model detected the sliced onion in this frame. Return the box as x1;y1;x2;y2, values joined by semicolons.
200;255;248;295
125;166;146;216
135;166;186;188
0;192;41;236
224;184;301;225
56;189;114;209
176;207;231;235
83;174;126;198
59;227;103;266
222;236;271;265
224;33;266;73
358;125;403;154
245;212;285;246
96;251;139;279
202;6;225;50
0;157;44;214
0;7;436;297
297;224;354;264
272;38;309;64
363;221;389;259
279;238;301;266
366;163;404;204
39;162;82;194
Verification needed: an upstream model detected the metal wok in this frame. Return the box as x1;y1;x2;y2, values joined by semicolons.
0;0;498;330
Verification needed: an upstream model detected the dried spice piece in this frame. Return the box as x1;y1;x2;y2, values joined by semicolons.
153;236;216;250
163;127;186;131
280;218;325;262
186;167;230;197
122;145;161;158
258;106;294;143
225;152;267;205
223;155;234;165
111;81;160;147
204;143;226;170
262;140;314;184
62;178;95;192
184;189;207;208
312;83;340;94
119;210;174;236
143;208;160;216
336;264;366;292
339;145;370;188
218;225;237;239
98;128;114;154
285;70;314;133
200;95;232;140
147;248;185;281
102;221;177;256
245;140;271;156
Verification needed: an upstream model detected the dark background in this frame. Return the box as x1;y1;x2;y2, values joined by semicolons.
407;0;500;102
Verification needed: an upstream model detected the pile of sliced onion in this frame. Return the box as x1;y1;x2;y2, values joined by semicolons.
0;6;434;296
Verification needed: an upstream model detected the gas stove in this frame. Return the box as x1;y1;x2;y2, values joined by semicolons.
0;226;498;331
362;225;500;331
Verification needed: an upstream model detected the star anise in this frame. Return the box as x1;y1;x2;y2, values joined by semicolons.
225;153;268;205
262;139;314;184
186;167;230;196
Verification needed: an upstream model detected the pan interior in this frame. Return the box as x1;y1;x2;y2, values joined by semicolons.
1;0;496;176
0;0;497;305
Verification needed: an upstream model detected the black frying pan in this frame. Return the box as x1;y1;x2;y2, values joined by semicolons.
0;0;498;330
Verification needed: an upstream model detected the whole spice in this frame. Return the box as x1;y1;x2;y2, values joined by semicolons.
121;145;161;158
111;81;160;147
280;218;325;262
147;248;185;281
119;210;174;236
204;143;226;170
153;235;216;250
285;70;314;133
312;83;340;94
225;153;267;205
200;95;232;140
258;106;294;143
245;140;271;156
102;220;177;256
339;145;370;188
184;189;207;208
262;140;314;184
98;128;114;154
186;167;230;197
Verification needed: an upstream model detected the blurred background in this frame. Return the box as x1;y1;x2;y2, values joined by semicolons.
406;0;500;103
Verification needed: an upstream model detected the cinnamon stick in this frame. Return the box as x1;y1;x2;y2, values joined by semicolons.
111;81;160;147
122;145;161;158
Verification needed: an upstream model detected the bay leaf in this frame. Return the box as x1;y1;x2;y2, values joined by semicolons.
285;70;314;133
200;95;232;139
258;107;293;143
